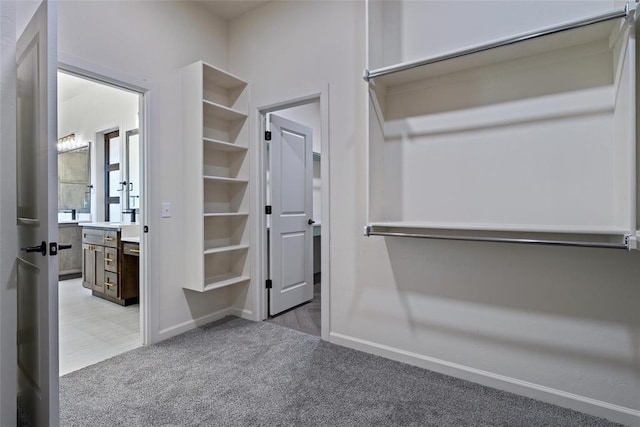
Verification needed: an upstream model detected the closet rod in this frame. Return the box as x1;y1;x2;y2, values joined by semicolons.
363;6;629;82
365;228;630;250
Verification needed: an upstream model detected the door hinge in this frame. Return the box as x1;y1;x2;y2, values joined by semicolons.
265;279;272;289
265;205;272;215
49;242;58;256
265;131;271;141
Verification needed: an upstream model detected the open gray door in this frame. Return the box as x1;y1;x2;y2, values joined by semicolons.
269;115;314;316
16;1;59;425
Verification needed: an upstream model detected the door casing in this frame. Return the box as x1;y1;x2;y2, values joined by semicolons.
57;54;154;346
255;87;330;341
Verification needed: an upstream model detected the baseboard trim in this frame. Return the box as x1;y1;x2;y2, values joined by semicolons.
157;308;233;341
329;332;640;426
229;307;255;321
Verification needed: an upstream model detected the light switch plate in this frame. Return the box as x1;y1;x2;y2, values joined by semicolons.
161;202;171;218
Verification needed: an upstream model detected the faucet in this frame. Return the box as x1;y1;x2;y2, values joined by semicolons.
61;209;77;220
123;209;136;223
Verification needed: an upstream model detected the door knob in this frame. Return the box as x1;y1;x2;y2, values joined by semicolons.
308;219;316;225
58;244;72;250
21;241;47;256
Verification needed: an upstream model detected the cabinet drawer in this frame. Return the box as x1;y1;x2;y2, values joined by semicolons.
103;230;118;248
82;228;103;245
104;271;118;298
123;243;140;257
104;247;119;273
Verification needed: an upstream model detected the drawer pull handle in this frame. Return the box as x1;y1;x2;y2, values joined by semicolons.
104;237;114;241
104;281;115;288
104;257;114;263
129;249;140;254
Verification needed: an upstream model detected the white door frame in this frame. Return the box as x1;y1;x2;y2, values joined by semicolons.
58;53;154;346
254;86;330;341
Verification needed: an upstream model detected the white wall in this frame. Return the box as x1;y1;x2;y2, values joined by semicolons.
229;1;640;424
58;1;234;342
57;74;138;223
371;1;617;69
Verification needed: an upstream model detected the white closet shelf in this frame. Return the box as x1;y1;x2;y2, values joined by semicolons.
367;14;622;88
369;221;631;235
202;273;250;292
383;86;614;138
203;175;248;184
203;244;249;255
204;212;249;218
203;137;248;152
183;59;251;293
203;100;247;121
202;62;248;90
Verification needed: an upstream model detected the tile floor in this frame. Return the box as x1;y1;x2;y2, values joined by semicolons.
58;278;141;376
267;280;321;336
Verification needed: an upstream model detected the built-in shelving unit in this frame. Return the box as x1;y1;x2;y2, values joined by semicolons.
182;60;251;291
365;3;637;248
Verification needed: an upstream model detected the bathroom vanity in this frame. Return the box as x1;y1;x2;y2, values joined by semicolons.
82;223;140;306
58;222;83;279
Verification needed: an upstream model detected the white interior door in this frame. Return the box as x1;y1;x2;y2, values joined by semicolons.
269;115;314;316
16;1;59;425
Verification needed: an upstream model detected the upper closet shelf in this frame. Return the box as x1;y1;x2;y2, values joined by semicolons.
364;5;632;87
202;61;248;91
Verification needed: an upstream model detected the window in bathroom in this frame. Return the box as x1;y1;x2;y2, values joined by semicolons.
104;130;121;222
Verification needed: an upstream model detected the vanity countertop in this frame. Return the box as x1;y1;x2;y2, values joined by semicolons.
82;222;141;239
82;222;138;229
121;237;140;244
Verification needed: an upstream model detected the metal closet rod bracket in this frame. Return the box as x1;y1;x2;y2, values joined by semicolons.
364;225;633;251
363;4;633;83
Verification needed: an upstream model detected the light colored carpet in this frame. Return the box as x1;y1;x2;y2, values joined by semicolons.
60;317;621;426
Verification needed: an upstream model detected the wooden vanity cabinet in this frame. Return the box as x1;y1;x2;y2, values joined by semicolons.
82;243;104;292
121;242;140;302
82;226;138;306
58;223;82;279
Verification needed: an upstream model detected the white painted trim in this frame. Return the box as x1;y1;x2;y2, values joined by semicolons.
157;307;234;342
254;86;331;342
319;86;330;342
329;332;640;426
229;308;254;320
58;52;150;94
253;110;268;321
57;52;156;346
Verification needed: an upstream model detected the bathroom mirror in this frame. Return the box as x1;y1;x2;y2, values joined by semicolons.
126;129;140;211
58;146;91;214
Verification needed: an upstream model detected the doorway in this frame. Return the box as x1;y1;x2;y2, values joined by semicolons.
258;93;329;339
57;70;145;375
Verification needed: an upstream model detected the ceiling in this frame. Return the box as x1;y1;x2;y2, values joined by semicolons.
58;72;100;104
197;0;268;21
